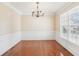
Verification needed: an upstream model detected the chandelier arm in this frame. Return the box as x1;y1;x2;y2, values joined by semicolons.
37;2;39;10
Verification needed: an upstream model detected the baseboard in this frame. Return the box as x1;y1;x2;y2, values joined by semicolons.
22;39;55;40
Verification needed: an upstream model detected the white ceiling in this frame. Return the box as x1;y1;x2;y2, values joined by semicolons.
3;2;72;15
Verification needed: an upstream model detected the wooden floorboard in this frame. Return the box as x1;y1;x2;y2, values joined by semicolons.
2;40;73;56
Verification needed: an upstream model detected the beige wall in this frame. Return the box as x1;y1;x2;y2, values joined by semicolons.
0;4;21;35
21;16;54;40
0;4;21;55
21;16;54;31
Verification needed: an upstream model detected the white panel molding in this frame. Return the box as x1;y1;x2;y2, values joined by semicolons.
2;2;22;15
56;37;79;56
22;31;55;40
0;31;21;55
54;32;60;40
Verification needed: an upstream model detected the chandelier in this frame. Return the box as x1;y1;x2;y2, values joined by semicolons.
32;2;44;17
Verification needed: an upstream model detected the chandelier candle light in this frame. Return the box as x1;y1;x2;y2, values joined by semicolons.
32;2;44;17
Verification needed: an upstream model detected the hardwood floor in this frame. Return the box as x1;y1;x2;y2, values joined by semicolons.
2;40;73;56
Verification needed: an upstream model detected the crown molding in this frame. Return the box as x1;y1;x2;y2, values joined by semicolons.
56;2;79;15
55;2;73;15
2;2;22;15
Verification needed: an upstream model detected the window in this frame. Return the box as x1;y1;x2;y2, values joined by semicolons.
60;5;79;46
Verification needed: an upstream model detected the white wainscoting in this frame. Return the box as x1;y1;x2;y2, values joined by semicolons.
56;37;79;56
0;31;21;55
0;31;54;55
22;31;55;40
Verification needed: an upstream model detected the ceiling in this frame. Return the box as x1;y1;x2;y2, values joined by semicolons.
3;2;72;16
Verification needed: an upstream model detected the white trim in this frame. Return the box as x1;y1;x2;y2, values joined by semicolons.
56;37;79;56
56;2;79;15
54;32;60;40
2;2;22;15
22;31;55;40
0;32;21;55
